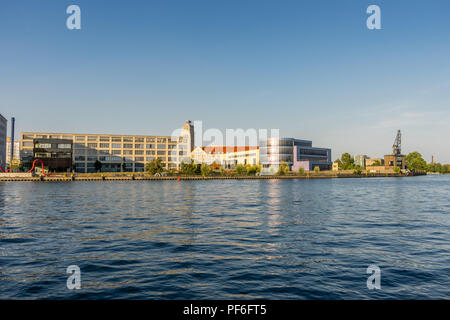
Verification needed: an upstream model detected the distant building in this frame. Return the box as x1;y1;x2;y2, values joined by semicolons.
260;138;331;173
6;137;20;166
366;158;384;167
33;138;73;172
191;146;259;168
354;155;368;168
20;121;195;173
0;114;6;168
384;154;405;170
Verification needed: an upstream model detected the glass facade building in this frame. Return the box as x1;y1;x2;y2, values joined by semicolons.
260;137;331;173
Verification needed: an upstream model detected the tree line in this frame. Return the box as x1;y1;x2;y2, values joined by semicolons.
336;151;449;173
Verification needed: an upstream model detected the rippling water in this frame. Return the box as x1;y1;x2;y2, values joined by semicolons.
0;176;449;299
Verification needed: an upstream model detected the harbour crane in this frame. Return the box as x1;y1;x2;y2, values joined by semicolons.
392;130;401;156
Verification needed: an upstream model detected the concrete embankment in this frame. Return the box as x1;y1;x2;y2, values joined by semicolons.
0;172;421;182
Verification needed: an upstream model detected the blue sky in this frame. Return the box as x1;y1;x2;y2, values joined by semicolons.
1;0;449;162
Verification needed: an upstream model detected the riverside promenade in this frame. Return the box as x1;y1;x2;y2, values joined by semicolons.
0;172;421;182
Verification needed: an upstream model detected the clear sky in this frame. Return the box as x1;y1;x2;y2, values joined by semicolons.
1;0;449;162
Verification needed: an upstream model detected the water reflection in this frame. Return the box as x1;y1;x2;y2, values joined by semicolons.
0;177;448;299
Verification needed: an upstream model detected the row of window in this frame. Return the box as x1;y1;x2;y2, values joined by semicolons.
35;152;72;158
34;143;71;149
73;149;186;156
77;143;179;149
74;136;178;143
74;153;178;162
22;135;183;143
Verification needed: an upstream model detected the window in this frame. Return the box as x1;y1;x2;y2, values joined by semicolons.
123;144;133;149
123;150;133;155
75;156;85;161
135;138;144;142
157;151;166;156
35;152;51;158
100;143;110;148
112;150;121;155
135;150;144;155
74;149;85;155
22;135;33;140
168;144;176;149
135;144;144;149
146;137;155;142
135;157;144;161
35;143;52;148
100;136;110;142
146;157;155;161
112;137;122;142
75;136;85;141
146;144;154;149
87;136;97;141
23;141;33;147
157;138;166;143
123;137;133;142
58;144;71;149
157;144;166;149
112;143;121;149
88;143;97;148
146;150;155;155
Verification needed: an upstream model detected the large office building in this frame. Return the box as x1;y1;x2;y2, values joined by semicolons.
0;114;6;168
191;146;259;168
260;137;332;173
20;120;195;173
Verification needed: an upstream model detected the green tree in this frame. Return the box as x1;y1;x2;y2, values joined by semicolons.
353;167;362;175
338;153;355;170
298;167;305;175
200;164;213;176
405;152;427;172
235;164;247;175
394;166;401;174
314;166;320;173
246;164;261;175
94;160;102;172
369;160;382;166
277;162;290;175
145;158;164;174
180;160;199;175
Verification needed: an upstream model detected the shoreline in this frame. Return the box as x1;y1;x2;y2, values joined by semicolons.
0;172;426;182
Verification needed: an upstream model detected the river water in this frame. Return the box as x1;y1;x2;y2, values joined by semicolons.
0;176;449;299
